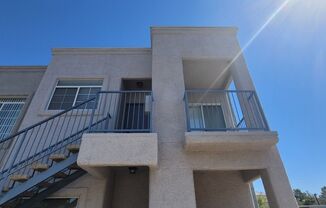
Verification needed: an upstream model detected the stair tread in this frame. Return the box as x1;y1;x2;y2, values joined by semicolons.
2;186;10;193
49;154;66;162
10;174;29;182
67;144;80;151
31;163;49;171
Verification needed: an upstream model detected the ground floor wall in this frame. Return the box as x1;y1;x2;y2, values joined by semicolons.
194;170;254;208
50;143;297;208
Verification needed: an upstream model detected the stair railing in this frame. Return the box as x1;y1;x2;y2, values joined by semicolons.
0;96;102;191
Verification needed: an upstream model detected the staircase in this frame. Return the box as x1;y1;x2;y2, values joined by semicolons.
0;90;152;207
0;95;106;207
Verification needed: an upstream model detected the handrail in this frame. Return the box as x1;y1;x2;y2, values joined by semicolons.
0;97;96;144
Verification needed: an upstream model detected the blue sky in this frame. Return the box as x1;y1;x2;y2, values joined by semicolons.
1;0;325;194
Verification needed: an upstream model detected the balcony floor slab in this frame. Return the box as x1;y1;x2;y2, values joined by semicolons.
184;131;278;152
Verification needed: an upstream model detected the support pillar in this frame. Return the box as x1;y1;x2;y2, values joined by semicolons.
149;167;197;208
260;147;298;208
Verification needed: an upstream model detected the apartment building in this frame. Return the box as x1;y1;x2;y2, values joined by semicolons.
0;27;298;208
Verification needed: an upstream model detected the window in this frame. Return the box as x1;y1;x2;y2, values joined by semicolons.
189;104;226;130
48;80;102;110
0;98;25;140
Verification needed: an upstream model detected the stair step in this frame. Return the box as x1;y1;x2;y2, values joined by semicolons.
10;174;29;182
69;163;81;170
49;154;66;162
54;172;68;178
31;163;49;172
67;144;80;153
2;186;10;193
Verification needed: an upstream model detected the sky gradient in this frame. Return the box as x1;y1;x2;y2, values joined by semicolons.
1;0;325;194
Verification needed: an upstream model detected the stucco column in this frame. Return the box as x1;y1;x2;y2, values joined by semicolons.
149;167;197;208
230;55;255;91
260;147;298;208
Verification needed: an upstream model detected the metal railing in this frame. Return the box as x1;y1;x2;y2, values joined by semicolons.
184;90;269;131
89;91;152;133
0;90;153;193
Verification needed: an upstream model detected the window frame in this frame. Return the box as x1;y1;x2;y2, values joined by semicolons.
189;103;226;129
47;79;103;111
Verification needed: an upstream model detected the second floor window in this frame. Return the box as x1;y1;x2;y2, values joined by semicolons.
0;98;25;140
48;80;103;110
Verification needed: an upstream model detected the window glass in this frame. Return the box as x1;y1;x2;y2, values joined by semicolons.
189;105;204;129
0;98;25;140
189;104;226;130
48;80;102;110
202;105;226;129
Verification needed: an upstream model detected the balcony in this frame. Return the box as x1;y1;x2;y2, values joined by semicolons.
77;91;158;178
183;90;278;152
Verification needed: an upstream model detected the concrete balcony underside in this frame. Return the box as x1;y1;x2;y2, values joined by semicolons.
184;131;278;152
77;133;158;178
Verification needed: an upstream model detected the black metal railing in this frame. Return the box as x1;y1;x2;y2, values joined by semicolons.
184;90;269;131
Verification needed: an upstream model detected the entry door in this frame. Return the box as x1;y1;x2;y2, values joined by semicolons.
123;103;149;130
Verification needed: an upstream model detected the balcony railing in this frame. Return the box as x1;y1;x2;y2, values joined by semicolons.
89;91;153;133
184;90;269;131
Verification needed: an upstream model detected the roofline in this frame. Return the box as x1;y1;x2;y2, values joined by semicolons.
52;48;152;55
0;66;47;71
150;26;238;34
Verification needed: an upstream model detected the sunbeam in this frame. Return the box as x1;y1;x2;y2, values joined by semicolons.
208;0;291;90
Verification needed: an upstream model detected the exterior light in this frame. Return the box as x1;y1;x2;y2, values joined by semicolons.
128;167;138;174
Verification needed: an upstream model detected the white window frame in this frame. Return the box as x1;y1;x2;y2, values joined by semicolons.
189;103;226;129
47;80;102;110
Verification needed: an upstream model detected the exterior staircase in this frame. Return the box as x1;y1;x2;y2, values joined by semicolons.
0;90;152;207
0;96;104;207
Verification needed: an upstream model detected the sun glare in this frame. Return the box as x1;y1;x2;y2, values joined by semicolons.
208;0;326;90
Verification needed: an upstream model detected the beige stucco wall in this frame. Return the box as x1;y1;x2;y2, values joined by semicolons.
194;170;254;208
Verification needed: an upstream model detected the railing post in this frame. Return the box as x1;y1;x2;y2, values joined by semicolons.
184;91;191;132
88;93;99;132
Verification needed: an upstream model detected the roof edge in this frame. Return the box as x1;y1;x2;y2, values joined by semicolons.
52;48;152;55
0;66;47;71
150;26;238;35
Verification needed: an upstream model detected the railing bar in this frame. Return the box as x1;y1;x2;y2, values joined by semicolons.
125;93;131;130
137;92;141;129
0;97;96;144
104;93;113;130
131;92;137;129
96;93;104;131
120;93;127;131
112;93;119;130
